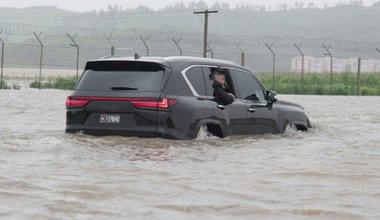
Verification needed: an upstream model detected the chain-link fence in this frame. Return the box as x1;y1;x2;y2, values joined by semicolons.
1;24;379;94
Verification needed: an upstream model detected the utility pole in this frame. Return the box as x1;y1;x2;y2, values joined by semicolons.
193;9;218;58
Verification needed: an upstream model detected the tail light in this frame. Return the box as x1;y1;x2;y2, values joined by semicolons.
66;96;90;108
130;98;177;110
66;96;176;110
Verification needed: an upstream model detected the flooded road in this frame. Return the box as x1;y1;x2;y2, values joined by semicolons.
1;90;379;219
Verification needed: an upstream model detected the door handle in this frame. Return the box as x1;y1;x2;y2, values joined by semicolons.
247;107;256;113
217;104;226;110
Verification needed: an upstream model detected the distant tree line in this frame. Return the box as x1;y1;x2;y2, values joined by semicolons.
81;0;370;15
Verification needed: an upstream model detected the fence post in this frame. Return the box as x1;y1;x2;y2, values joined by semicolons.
352;49;361;96
0;29;4;89
140;36;150;56
106;33;115;56
357;58;361;96
322;44;333;95
67;34;80;81
207;40;214;58
172;38;182;56
294;44;304;94
33;32;43;90
234;42;245;66
265;43;276;91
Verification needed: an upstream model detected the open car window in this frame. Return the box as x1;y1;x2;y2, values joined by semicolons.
203;67;236;97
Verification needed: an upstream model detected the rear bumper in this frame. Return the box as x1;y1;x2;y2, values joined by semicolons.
65;125;188;139
65;125;157;138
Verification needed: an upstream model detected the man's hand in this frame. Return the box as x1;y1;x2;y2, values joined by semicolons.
214;74;225;84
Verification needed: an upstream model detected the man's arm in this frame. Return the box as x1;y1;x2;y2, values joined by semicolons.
213;81;234;105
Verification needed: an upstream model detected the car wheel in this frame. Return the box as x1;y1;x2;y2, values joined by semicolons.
284;121;298;134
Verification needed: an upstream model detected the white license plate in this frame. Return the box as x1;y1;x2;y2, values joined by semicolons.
100;114;120;124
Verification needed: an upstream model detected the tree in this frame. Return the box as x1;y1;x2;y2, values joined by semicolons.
277;3;289;10
211;2;221;10
308;3;315;8
220;3;229;10
188;1;208;10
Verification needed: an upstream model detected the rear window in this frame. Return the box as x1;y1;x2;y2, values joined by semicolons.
75;61;165;92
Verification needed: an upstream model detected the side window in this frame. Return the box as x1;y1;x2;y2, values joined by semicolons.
202;67;214;97
185;66;207;96
232;70;266;102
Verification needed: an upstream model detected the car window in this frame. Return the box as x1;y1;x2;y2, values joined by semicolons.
202;67;215;97
232;69;266;102
184;66;207;96
76;70;165;92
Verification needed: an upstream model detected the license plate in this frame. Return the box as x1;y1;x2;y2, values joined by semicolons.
100;114;120;124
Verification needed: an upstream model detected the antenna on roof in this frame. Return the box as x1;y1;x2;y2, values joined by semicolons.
134;53;141;60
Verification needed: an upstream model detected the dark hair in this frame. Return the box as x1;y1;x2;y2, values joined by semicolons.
214;67;226;75
209;67;226;79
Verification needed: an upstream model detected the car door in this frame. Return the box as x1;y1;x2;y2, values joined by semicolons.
231;69;280;134
202;67;249;135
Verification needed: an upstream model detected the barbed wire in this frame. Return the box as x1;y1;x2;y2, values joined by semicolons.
1;22;379;53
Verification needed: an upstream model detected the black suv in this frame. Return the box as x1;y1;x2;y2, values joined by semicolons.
66;56;311;139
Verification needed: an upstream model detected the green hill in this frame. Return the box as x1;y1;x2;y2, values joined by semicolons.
1;2;380;42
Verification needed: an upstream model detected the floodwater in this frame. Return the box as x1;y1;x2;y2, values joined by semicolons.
0;89;379;220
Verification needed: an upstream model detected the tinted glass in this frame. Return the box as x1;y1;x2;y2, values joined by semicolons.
233;70;265;102
76;70;165;92
202;67;215;97
185;66;207;96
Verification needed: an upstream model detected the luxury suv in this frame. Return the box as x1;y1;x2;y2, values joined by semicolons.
66;56;311;139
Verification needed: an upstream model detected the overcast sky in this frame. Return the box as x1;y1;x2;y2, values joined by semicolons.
0;0;378;12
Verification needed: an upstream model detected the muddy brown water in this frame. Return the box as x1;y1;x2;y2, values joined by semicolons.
1;90;379;219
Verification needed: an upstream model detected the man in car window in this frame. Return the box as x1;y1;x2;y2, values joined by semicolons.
210;67;235;105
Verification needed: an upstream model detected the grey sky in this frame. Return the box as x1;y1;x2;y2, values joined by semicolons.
0;0;378;12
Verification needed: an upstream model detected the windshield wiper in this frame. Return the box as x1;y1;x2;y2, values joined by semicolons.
110;86;139;91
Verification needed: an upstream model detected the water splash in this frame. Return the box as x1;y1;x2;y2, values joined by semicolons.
196;125;218;140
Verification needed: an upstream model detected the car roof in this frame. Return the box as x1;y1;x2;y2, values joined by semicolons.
93;55;241;68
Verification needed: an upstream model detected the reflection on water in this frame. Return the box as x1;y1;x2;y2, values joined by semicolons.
0;90;379;219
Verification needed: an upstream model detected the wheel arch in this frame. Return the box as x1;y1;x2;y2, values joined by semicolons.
193;119;227;138
281;111;310;133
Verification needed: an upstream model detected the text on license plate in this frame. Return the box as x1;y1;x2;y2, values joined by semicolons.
100;114;120;123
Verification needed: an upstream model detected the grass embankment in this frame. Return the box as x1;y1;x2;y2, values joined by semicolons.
26;73;380;95
258;72;380;95
0;80;20;90
29;76;76;90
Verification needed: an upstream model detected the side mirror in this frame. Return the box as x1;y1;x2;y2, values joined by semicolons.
266;90;277;104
